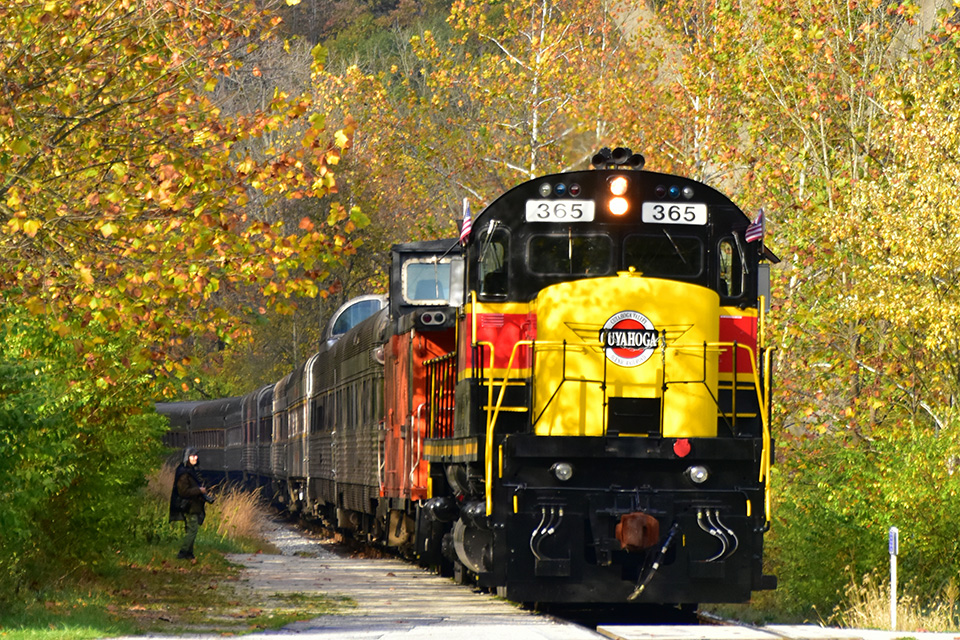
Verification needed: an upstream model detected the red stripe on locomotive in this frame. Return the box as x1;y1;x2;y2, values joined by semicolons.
460;312;537;373
719;314;758;375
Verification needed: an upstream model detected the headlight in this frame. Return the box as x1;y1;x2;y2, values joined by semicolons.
609;197;629;216
551;462;574;482
686;465;709;484
609;175;629;196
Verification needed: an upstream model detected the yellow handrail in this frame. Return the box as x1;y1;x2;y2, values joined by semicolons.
714;340;773;526
484;339;534;515
763;347;774;525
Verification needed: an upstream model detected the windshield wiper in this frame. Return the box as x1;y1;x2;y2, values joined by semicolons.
662;228;688;265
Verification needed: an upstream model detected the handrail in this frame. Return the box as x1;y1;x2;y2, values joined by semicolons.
468;303;772;522
484;338;542;515
759;293;772;527
479;338;497;515
712;342;769;475
715;340;773;526
409;402;425;485
759;294;767;351
376;419;385;496
763;347;774;526
424;352;456;439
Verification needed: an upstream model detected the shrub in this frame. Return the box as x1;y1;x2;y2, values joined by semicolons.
0;309;167;608
767;427;960;618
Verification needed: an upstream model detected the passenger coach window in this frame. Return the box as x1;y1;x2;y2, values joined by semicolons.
528;234;611;275
310;398;322;433
623;234;702;277
478;226;509;298
331;299;382;336
718;238;744;297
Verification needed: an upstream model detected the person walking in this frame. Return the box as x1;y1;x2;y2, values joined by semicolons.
169;447;210;560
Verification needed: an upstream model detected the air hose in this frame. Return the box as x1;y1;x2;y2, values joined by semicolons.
628;523;680;601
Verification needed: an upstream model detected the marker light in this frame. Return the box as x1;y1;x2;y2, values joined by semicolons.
569;183;581;196
538;182;552;197
609;175;629;196
609;197;629;216
686;465;709;484
421;312;446;325
551;462;574;482
554;183;567;196
682;186;695;199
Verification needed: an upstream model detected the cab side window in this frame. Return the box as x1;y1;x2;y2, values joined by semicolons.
718;238;743;297
478;227;509;298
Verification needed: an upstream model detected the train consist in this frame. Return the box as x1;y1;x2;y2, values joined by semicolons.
159;148;778;606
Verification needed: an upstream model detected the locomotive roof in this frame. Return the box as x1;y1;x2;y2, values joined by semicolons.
474;169;745;229
391;238;460;254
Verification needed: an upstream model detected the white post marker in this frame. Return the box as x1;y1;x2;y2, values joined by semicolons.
889;526;899;631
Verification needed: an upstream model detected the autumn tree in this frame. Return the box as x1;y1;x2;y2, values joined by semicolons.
318;0;661;232
719;0;960;613
840;26;960;428
0;0;361;603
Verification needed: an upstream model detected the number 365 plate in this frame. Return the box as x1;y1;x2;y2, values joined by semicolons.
641;202;708;225
525;200;595;222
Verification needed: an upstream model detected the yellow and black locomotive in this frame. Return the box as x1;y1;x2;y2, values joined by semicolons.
161;148;778;606
419;148;777;604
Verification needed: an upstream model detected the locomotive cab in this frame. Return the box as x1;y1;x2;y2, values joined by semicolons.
389;239;465;332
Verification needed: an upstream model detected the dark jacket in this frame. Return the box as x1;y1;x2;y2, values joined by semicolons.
169;449;206;525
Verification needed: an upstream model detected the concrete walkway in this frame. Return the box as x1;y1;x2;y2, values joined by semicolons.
598;624;960;640
231;538;602;639
110;519;602;639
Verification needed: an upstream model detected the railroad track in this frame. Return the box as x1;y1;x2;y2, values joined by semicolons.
289;514;809;640
265;516;892;640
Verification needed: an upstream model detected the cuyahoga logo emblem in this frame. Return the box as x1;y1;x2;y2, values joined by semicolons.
600;311;659;367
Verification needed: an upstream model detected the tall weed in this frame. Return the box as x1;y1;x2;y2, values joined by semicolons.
832;572;960;632
208;483;269;544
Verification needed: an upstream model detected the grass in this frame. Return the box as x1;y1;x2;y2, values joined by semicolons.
0;464;355;639
830;572;960;633
706;572;960;633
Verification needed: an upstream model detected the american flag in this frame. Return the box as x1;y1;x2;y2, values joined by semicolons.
459;197;473;245
745;208;764;243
